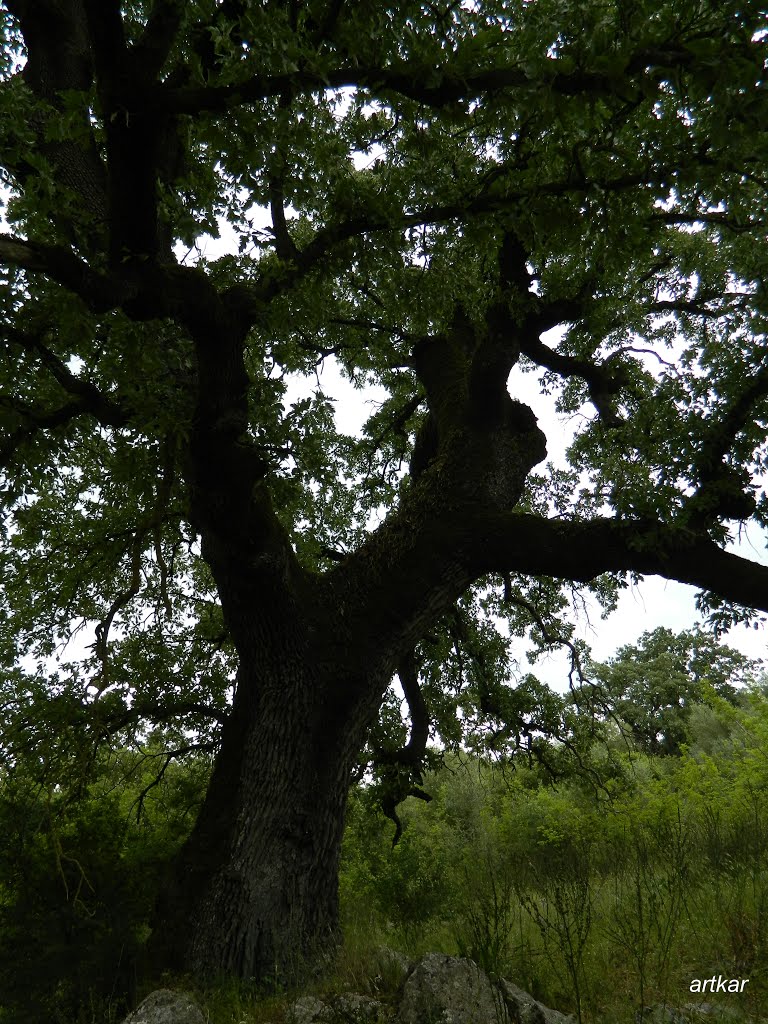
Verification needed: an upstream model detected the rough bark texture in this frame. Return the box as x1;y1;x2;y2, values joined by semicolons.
156;657;374;979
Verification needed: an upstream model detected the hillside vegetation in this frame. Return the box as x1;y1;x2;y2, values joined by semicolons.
2;629;767;1023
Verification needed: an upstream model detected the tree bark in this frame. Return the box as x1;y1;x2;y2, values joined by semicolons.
153;389;393;980
153;625;388;980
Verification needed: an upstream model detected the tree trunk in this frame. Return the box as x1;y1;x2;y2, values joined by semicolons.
150;299;550;982
153;633;385;982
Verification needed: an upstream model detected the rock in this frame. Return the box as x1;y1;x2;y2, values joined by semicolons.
637;1008;687;1024
121;989;206;1024
119;956;573;1024
287;992;390;1023
682;1003;746;1021
396;952;510;1024
496;979;575;1024
287;996;329;1024
333;992;391;1021
637;1006;748;1024
373;946;414;979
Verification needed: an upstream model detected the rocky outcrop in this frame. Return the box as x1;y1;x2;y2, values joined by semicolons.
121;989;206;1024
120;960;761;1024
396;952;510;1024
496;978;575;1024
638;1004;748;1024
391;953;576;1024
121;955;574;1024
287;992;389;1023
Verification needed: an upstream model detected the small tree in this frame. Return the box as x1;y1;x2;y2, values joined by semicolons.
590;627;760;756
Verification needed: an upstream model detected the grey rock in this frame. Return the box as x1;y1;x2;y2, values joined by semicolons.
121;989;206;1024
287;996;330;1024
396;952;510;1024
373;946;414;978
637;1004;749;1024
287;992;390;1023
333;992;391;1021
637;1008;688;1024
496;978;575;1024
683;1004;747;1021
119;955;574;1024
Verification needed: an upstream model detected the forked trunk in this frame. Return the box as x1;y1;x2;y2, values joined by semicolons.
156;303;549;981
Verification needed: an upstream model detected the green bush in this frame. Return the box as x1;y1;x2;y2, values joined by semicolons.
0;749;209;1023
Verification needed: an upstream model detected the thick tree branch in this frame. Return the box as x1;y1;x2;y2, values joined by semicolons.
652;211;766;234
269;176;300;262
131;0;185;82
4;0;108;230
4;325;130;425
82;0;128;85
683;361;768;524
313;0;346;44
0;234;129;311
0;321;130;468
226;173;648;323
0;392;128;467
697;365;768;474
397;650;430;765
0;400;84;465
373;650;430;771
520;332;626;427
159;41;729;116
375;650;433;848
98;699;229;736
267;94;300;262
650;296;754;319
81;1;177;261
495;229;625;425
336;494;768;699
185;0;248;80
474;513;768;614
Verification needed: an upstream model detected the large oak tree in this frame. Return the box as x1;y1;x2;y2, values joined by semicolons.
1;0;767;983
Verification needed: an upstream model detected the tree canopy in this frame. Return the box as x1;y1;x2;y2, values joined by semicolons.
587;626;758;756
1;0;768;984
